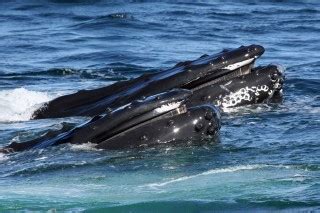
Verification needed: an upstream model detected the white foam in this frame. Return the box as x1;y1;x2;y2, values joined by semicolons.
69;142;99;151
145;164;291;188
0;88;53;122
0;153;8;162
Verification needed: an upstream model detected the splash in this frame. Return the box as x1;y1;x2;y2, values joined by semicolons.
0;88;53;122
0;153;8;162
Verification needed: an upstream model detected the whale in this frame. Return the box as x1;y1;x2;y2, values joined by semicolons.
1;45;285;153
1;89;221;153
32;44;280;119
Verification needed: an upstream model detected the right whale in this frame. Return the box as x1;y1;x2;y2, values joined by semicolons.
32;45;284;119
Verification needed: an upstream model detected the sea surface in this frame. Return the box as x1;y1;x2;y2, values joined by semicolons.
0;0;319;212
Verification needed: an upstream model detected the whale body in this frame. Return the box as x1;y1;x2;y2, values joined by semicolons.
1;44;284;153
1;89;220;153
32;44;283;119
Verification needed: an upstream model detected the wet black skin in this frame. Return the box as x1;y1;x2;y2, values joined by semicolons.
97;104;220;150
187;65;284;108
1;89;221;153
1;64;283;153
32;44;265;119
1;45;285;153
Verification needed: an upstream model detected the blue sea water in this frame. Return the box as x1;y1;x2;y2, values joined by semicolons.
0;0;319;212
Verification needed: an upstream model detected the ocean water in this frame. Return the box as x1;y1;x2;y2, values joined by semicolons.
0;0;319;212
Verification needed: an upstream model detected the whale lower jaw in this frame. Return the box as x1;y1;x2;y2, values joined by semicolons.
1;90;221;153
186;64;285;110
96;104;220;150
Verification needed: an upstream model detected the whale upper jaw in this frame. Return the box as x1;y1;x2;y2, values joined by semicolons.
190;44;264;68
222;57;255;71
181;44;265;90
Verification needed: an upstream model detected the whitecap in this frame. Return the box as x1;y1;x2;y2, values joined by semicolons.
0;153;9;162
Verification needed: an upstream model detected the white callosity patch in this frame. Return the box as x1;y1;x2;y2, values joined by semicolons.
154;102;181;113
218;85;269;108
0;88;53;122
223;58;255;71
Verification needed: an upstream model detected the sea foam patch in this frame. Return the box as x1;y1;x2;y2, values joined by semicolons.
0;88;53;122
0;153;8;162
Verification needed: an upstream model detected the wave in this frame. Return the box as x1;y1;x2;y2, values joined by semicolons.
36;12;133;22
69;12;165;31
69;13;137;29
0;69;125;81
0;63;157;82
284;78;320;98
0;88;53;122
2;161;89;178
91;200;320;213
145;164;291;188
0;68;77;77
252;8;320;15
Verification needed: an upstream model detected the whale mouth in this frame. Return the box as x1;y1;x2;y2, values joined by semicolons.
178;45;284;109
180;45;284;103
32;44;283;120
1;89;221;153
1;44;285;152
181;45;265;91
185;63;285;110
